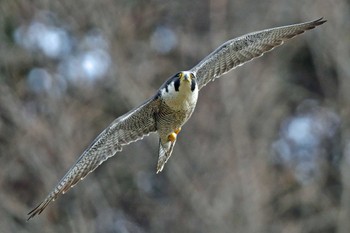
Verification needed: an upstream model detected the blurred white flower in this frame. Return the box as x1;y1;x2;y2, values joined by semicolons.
15;21;71;59
59;49;111;83
150;26;178;54
15;11;113;89
272;100;340;184
286;116;318;148
81;49;111;81
27;68;52;94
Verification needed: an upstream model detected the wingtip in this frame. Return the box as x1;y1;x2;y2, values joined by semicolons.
27;214;33;221
300;17;326;31
27;213;36;221
27;203;43;221
27;208;40;221
314;17;327;25
27;196;54;221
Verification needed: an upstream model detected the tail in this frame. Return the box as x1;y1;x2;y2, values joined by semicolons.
156;139;176;173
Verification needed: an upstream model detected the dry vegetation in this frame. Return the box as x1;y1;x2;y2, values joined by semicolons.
0;0;349;232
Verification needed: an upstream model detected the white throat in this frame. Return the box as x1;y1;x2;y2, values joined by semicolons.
161;76;198;111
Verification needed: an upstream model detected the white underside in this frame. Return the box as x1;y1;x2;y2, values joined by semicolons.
162;71;198;110
161;80;198;111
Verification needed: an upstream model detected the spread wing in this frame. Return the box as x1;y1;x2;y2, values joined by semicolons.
191;18;326;90
28;97;160;220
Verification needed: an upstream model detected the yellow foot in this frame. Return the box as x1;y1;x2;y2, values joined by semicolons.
168;132;177;142
168;128;181;142
174;127;181;134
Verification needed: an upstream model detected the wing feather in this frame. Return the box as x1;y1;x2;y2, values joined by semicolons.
27;97;160;220
191;18;326;90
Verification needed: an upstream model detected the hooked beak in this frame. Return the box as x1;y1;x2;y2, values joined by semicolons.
183;74;191;82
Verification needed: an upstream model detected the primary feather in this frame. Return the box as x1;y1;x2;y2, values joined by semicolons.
27;98;160;219
28;18;326;220
192;18;326;90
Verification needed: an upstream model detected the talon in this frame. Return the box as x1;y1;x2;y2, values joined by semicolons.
174;127;181;134
168;132;177;142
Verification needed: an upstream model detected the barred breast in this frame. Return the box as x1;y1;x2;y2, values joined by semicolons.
156;100;193;142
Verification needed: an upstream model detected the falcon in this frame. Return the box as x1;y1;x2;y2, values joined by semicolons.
28;18;326;220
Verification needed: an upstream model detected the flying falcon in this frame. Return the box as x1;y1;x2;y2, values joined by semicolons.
28;18;326;220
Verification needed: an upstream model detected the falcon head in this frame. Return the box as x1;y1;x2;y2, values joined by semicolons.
163;71;197;93
159;71;198;110
177;71;196;92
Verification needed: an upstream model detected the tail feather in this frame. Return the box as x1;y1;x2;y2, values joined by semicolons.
156;139;176;173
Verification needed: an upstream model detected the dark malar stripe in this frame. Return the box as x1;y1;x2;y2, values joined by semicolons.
191;79;196;91
174;78;180;92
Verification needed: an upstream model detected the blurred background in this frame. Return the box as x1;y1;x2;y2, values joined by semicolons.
0;0;348;232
